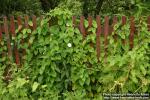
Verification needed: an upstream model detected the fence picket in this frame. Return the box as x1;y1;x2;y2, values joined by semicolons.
148;16;150;31
32;15;37;30
10;16;15;37
79;16;86;39
17;16;23;31
104;16;109;62
129;17;135;49
96;16;101;61
25;15;29;28
88;16;92;28
122;16;127;45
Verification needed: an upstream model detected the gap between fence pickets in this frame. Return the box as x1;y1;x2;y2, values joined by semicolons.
0;16;150;65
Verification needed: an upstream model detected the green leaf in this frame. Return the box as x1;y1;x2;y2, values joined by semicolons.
120;34;125;39
37;27;42;34
84;20;88;28
41;85;47;89
27;29;31;33
130;70;138;83
93;20;97;28
66;20;72;27
1;41;4;46
16;78;29;88
97;86;102;92
39;65;46;75
142;86;148;92
79;79;84;86
140;66;146;76
85;77;90;85
50;25;59;34
12;36;15;40
29;36;35;44
51;70;57;77
58;20;63;25
22;29;27;35
28;21;33;26
131;76;138;83
32;82;39;92
91;28;96;33
75;28;80;34
41;19;48;26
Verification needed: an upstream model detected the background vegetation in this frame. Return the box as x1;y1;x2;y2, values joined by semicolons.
0;0;150;17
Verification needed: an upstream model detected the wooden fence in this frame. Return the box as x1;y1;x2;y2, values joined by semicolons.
0;15;150;66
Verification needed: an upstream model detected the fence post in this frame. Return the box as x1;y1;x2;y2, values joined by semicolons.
129;17;135;50
104;16;109;62
96;16;101;61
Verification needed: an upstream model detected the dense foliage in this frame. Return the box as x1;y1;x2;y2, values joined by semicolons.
0;8;149;99
0;0;150;16
0;0;42;16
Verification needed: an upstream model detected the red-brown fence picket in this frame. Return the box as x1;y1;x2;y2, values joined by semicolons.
32;15;37;30
79;16;86;39
96;16;101;61
129;17;135;50
122;16;127;45
104;16;109;62
148;16;150;31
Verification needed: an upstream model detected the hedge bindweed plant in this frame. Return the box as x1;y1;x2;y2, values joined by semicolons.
0;8;149;99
